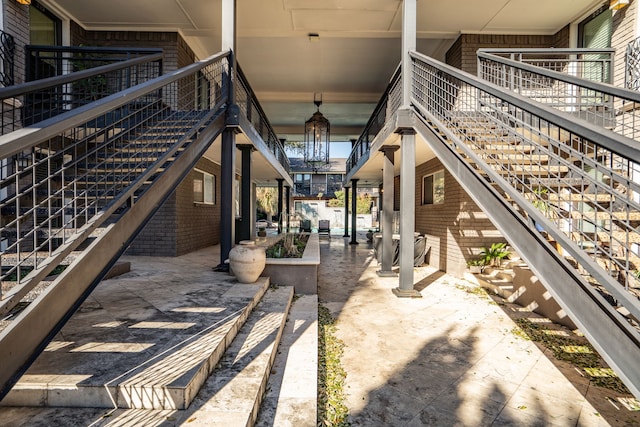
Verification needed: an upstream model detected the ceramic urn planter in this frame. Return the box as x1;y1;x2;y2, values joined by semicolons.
229;240;266;283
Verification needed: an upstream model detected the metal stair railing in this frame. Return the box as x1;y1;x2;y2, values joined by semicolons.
477;48;640;140
0;50;231;399
410;50;640;397
1;49;164;134
0;50;230;314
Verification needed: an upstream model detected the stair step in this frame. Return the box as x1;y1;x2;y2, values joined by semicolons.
180;285;294;426
510;164;570;175
1;278;271;410
256;294;318;427
481;154;550;165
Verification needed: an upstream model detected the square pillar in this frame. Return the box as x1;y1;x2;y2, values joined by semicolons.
378;146;398;277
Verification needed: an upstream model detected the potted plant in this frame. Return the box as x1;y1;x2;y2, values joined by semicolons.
479;242;511;268
257;226;267;238
467;258;485;274
366;229;373;242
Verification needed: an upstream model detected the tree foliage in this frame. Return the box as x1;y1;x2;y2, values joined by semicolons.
327;190;372;214
256;187;278;218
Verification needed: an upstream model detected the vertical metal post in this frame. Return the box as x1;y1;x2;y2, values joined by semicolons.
218;126;237;270
285;185;291;233
277;178;284;234
350;179;359;245
238;145;253;243
343;186;350;237
378;146;399;277
393;130;420;298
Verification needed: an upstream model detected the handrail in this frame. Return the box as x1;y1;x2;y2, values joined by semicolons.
0;50;230;159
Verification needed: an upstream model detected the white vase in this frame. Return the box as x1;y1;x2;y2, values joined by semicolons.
229;240;266;283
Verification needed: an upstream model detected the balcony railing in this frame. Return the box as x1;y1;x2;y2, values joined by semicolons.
235;64;290;173
346;66;402;174
1;48;163;134
477;48;640;140
25;45;164;82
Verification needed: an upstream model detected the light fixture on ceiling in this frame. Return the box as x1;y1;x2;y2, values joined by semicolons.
15;0;31;4
610;0;629;10
304;93;330;169
308;33;320;42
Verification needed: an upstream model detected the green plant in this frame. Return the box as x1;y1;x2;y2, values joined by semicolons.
466;258;486;273
531;187;550;214
479;242;510;267
318;304;350;426
265;233;309;258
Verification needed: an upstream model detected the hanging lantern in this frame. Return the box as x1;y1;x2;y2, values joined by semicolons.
304;93;330;168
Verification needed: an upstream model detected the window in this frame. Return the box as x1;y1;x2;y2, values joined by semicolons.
578;6;612;83
193;169;215;204
422;170;444;205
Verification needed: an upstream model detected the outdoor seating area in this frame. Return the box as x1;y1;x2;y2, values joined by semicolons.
373;232;429;267
318;220;330;238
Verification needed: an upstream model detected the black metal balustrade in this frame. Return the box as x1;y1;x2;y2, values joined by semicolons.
346;67;401;173
235;64;290;173
0;30;15;87
0;48;163;135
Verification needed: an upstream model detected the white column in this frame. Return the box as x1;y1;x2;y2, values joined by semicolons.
222;0;236;52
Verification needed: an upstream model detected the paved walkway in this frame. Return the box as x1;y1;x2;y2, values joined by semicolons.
1;233;639;426
318;234;639;426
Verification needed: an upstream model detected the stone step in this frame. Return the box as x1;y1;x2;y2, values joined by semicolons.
256;294;317;427
1;278;271;410
174;285;294;426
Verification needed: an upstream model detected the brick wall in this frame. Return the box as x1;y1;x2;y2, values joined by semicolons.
176;158;221;255
69;26;185;73
445;31;570;73
415;158;504;277
127;192;178;256
3;0;29;85
612;2;638;88
127;158;221;256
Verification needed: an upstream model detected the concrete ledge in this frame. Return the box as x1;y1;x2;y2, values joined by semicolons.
261;233;320;295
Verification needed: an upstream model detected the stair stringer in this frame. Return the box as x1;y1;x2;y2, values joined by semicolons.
412;112;640;399
0;111;227;401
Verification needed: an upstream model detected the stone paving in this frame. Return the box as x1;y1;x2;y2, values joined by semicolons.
318;234;640;426
1;232;640;426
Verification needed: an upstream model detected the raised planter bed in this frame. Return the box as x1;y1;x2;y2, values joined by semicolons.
258;233;320;294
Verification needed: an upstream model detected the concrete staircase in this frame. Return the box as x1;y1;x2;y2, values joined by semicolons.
469;254;578;329
0;256;317;426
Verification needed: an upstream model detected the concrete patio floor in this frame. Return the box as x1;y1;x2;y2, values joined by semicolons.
0;231;638;426
318;234;640;426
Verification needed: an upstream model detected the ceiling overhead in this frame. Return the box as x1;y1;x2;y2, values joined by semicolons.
46;0;604;143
